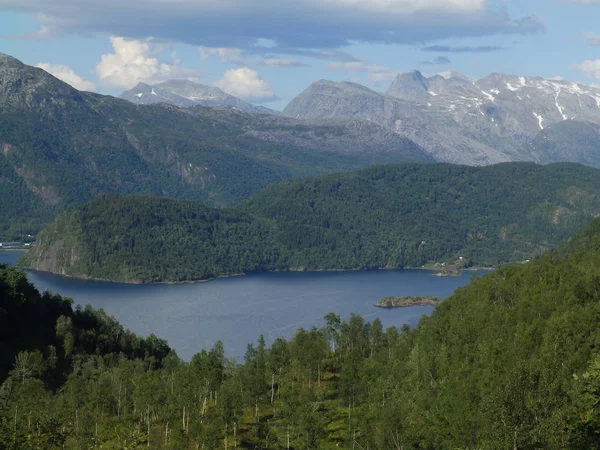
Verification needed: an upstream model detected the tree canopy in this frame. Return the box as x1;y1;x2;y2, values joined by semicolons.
20;162;600;283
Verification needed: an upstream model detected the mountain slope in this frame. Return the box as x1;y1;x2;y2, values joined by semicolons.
20;162;600;283
0;53;429;240
371;213;600;448
528;120;600;166
120;79;280;115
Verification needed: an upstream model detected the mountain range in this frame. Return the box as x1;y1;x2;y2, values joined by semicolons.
120;79;280;115
116;68;600;168
283;71;600;166
4;50;600;240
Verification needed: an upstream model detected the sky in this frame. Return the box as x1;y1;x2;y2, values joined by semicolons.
1;0;599;110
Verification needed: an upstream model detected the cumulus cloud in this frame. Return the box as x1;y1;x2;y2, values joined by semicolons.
95;36;202;89
421;56;452;65
327;61;399;84
36;62;96;91
571;59;600;80
213;68;277;102
5;0;542;50
583;32;600;46
422;44;504;52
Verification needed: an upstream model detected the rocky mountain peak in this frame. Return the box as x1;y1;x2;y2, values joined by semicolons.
0;52;87;111
120;79;280;115
386;71;430;102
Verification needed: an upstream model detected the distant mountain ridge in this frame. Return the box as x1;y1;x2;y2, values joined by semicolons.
387;70;600;136
283;71;600;166
120;79;280;115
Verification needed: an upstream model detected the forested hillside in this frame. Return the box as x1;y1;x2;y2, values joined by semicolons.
6;217;600;448
0;53;428;241
20;162;600;283
19;195;281;283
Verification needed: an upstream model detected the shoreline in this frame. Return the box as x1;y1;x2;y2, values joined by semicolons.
15;263;496;285
16;265;247;285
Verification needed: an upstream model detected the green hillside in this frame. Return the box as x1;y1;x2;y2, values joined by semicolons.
18;194;281;283
5;216;600;448
19;162;600;283
0;53;428;240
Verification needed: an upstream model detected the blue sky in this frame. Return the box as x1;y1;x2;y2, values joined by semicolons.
1;0;599;110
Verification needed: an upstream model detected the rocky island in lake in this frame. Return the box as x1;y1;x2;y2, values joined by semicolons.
374;295;440;308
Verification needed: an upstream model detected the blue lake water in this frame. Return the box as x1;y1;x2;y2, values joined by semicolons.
1;250;481;360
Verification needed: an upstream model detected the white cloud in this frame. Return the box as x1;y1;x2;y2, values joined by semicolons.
328;61;399;84
95;36;202;89
213;68;276;102
5;0;542;50
36;62;96;91
571;59;600;80
583;32;600;46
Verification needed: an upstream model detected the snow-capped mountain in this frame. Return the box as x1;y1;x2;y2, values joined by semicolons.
283;71;600;166
120;80;280;115
387;70;600;138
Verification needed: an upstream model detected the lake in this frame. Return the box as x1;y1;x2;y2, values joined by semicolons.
1;250;481;361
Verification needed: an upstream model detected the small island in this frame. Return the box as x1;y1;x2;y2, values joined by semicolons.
374;295;440;308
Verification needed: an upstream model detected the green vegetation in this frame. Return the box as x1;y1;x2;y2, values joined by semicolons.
20;162;600;283
7;217;600;448
19;195;282;283
0;55;428;241
0;104;394;241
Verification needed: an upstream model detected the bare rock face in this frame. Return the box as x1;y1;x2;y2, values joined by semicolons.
283;80;513;166
284;71;600;167
527;120;600;167
120;79;280;115
0;53;87;113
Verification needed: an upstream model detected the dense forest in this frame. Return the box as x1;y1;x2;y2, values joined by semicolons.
20;162;600;283
6;217;600;448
